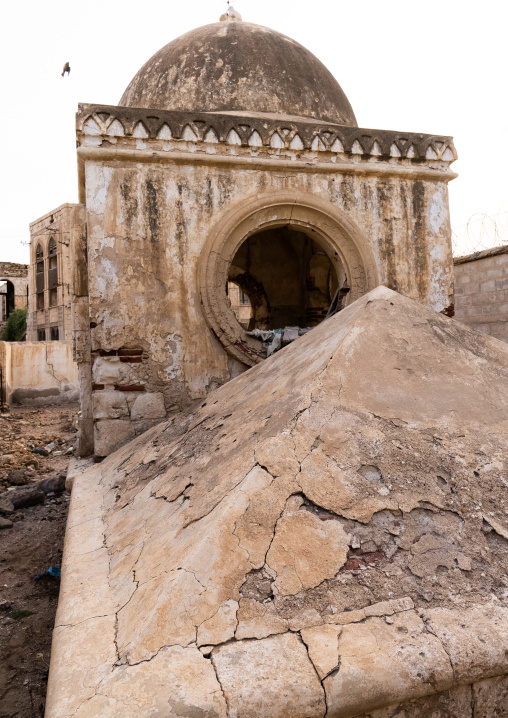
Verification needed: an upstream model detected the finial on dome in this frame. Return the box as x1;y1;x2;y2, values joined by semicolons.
220;4;242;22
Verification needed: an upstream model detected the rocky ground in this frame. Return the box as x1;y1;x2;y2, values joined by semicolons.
0;404;78;718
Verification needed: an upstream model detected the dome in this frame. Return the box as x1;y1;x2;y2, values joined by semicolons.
120;17;357;126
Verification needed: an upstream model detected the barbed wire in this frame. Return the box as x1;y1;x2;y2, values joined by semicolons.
452;204;508;258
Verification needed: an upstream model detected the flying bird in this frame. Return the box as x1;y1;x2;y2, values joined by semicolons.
61;62;70;77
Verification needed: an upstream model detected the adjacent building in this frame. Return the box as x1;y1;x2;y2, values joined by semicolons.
454;245;508;342
0;262;28;335
27;204;82;342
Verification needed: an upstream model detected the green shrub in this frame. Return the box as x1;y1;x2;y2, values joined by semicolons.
9;609;35;621
1;308;27;341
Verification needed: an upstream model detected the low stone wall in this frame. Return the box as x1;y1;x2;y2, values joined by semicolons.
0;341;79;405
454;246;508;342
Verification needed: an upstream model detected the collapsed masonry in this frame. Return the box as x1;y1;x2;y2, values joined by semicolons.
47;287;508;717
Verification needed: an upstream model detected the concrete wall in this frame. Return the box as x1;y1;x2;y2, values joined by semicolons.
454;247;508;342
0;341;79;405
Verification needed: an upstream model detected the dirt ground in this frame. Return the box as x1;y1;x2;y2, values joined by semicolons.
0;404;78;718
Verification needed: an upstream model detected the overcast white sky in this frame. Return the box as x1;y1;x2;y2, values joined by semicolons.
1;0;506;264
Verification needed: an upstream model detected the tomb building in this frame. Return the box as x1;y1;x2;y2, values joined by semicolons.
44;12;508;716
37;9;457;458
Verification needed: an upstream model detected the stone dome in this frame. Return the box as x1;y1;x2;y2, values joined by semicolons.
120;18;357;126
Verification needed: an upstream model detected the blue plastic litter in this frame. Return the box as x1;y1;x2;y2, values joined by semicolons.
34;565;61;580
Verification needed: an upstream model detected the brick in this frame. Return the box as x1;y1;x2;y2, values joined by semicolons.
486;268;504;279
118;348;143;357
114;384;145;392
460;282;480;295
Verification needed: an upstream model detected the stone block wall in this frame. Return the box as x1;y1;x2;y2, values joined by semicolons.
454;246;508;342
91;351;167;455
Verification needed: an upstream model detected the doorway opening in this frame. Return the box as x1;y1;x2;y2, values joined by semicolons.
227;226;343;332
0;280;15;322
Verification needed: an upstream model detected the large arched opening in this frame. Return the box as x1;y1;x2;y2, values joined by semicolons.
199;194;379;366
227;226;343;331
0;280;15;322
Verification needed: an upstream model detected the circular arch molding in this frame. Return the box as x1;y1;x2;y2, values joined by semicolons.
198;192;379;367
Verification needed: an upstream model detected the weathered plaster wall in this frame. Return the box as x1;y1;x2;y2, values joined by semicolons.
0;341;78;405
28;204;85;342
77;106;456;457
454;247;508;343
84;161;454;456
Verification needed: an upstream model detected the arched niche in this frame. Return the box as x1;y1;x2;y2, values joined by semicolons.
198;192;379;367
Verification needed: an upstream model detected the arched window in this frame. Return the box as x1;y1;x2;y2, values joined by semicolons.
36;243;45;310
48;237;58;307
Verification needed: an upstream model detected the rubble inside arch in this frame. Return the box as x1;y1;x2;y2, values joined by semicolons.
46;287;508;717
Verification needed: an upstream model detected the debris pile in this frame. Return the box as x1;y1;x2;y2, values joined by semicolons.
0;406;77;493
0;404;75;716
247;326;312;356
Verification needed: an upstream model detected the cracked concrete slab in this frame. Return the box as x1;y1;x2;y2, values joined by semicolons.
212;632;326;718
46;287;508;717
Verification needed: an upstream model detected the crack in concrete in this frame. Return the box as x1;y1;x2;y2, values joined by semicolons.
177;462;257;534
45;343;66;386
425;617;456;681
210;650;231;718
54;613;111;633
296;632;328;718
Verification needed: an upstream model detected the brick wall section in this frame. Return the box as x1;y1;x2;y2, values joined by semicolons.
454;246;508;343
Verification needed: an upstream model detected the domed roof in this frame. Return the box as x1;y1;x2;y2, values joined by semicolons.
120;17;357;126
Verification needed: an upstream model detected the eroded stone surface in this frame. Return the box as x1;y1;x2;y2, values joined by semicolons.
266;498;349;595
323;610;454;716
74;645;227;718
472;674;508;717
363;683;473;717
47;288;508;717
197;599;238;646
211;633;326;718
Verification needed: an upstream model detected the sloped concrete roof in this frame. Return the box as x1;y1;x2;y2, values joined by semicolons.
47;287;508;717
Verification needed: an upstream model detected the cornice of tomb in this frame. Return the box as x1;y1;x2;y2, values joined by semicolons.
76;103;458;185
